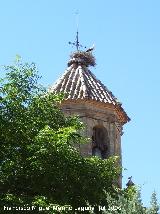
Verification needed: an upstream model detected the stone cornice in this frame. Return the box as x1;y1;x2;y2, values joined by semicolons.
61;99;130;125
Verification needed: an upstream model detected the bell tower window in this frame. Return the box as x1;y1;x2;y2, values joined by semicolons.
92;126;109;159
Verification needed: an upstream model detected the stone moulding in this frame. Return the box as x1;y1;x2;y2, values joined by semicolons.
61;99;130;125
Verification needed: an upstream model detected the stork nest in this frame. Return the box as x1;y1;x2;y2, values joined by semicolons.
68;51;96;67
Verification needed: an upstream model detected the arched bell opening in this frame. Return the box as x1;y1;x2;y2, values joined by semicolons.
92;126;110;159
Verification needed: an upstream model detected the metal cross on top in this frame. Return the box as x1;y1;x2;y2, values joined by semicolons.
69;31;84;51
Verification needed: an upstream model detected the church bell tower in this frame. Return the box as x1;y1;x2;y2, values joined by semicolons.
50;49;130;163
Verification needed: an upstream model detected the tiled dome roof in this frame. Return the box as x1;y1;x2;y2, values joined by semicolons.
50;64;117;104
50;51;130;124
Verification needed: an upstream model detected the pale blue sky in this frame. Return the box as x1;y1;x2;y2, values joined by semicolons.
0;0;160;207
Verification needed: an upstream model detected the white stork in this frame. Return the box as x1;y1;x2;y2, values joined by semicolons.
86;44;95;52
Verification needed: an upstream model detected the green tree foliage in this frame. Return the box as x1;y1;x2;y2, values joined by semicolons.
1;60;159;214
0;60;120;213
99;187;159;214
148;191;159;214
102;187;147;214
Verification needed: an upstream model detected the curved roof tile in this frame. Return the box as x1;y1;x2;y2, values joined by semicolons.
49;51;130;124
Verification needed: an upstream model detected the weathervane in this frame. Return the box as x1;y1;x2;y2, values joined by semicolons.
69;11;95;53
69;31;83;51
69;11;86;51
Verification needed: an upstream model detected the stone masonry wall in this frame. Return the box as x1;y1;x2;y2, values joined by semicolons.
60;100;122;159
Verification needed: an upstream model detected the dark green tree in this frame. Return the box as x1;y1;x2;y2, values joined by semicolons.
0;59;120;213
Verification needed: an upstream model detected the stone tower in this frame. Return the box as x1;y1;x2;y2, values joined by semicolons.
50;51;130;163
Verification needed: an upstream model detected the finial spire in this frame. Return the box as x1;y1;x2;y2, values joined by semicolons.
75;10;79;50
69;29;83;51
69;10;86;51
76;30;80;51
75;10;79;32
